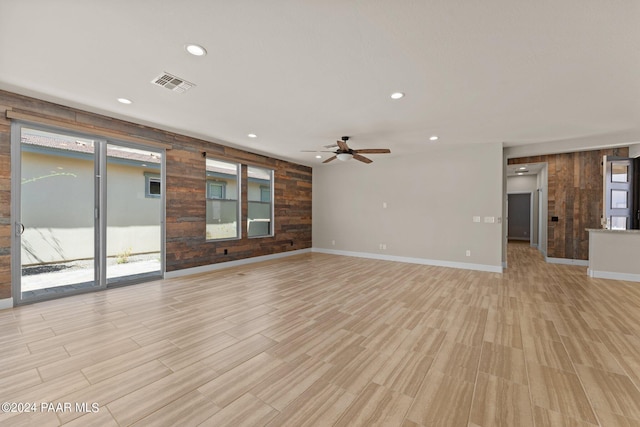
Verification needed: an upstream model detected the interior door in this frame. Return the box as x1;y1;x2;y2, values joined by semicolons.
507;193;531;241
634;158;640;229
16;126;102;302
604;156;634;230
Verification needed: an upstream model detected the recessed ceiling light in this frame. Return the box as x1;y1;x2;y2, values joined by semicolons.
517;172;524;175
315;155;322;159
519;166;527;170
117;98;132;104
185;44;207;56
248;133;257;138
390;92;404;100
429;135;439;141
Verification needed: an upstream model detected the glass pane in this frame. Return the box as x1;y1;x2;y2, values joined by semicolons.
206;159;239;240
20;127;96;297
248;166;273;237
611;163;628;182
149;179;161;195
610;216;628;230
611;190;628;209
207;181;224;199
106;144;162;283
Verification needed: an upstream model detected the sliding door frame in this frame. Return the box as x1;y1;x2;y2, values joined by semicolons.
11;121;166;305
103;139;166;288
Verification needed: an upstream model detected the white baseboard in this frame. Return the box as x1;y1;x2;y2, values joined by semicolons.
530;243;538;248
588;269;640;283
0;298;14;310
546;257;589;267
312;248;503;273
164;248;312;279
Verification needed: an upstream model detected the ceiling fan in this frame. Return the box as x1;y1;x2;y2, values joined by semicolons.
303;136;391;164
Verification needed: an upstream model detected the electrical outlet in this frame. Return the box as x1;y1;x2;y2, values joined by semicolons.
383;202;388;209
332;240;335;246
473;216;481;223
466;250;471;257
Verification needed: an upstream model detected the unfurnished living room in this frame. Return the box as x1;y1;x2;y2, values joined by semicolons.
1;1;640;426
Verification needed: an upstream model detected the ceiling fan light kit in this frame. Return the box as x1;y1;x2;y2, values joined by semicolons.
304;136;391;164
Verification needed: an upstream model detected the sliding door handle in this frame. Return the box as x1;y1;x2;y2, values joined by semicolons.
16;223;25;236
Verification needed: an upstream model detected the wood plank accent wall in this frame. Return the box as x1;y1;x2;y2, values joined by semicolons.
508;147;628;260
0;90;312;299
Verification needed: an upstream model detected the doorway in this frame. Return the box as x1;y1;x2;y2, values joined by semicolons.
508;193;531;242
12;124;165;304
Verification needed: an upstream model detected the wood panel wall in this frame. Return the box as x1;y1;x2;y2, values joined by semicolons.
509;147;628;260
0;90;312;300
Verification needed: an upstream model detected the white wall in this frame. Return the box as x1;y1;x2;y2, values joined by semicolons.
313;143;503;270
588;230;640;281
507;175;537;193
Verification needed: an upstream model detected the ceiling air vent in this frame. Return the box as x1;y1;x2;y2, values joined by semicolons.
151;72;195;93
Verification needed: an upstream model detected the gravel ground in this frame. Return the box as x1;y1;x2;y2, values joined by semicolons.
22;253;160;276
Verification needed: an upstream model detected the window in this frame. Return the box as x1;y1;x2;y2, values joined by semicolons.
248;166;273;237
144;173;161;198
207;180;226;199
260;185;270;202
206;159;239;240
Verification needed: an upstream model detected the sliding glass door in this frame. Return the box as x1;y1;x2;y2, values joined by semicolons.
13;124;164;304
106;143;163;285
18;127;99;299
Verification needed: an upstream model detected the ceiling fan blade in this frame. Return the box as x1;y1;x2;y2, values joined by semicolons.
323;155;337;163
337;140;349;151
353;154;373;164
300;150;335;153
353;148;391;154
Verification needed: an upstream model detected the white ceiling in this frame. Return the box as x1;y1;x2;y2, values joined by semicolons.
1;1;639;166
506;162;545;177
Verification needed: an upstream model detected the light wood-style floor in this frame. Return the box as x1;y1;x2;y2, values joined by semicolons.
2;242;640;426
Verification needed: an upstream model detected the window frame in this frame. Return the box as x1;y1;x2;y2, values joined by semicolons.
206;179;227;200
247;166;274;238
144;172;161;198
205;159;241;241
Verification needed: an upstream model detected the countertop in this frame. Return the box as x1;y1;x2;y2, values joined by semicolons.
586;228;640;234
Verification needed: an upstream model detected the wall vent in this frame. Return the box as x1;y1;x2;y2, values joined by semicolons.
151;72;195;93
